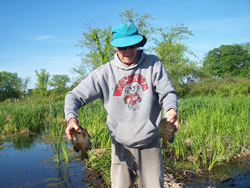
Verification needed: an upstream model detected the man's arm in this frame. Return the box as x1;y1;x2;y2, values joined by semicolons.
64;71;103;139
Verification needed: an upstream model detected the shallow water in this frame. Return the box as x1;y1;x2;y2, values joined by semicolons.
184;155;250;188
0;134;87;188
1;134;250;188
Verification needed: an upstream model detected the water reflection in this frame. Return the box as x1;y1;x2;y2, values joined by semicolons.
0;134;87;188
3;133;37;150
184;155;250;188
2;134;250;187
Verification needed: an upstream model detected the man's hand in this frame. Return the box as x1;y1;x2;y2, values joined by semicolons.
65;117;81;140
164;108;179;131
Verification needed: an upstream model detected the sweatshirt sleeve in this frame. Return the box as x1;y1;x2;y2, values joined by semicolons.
64;71;103;122
153;60;178;113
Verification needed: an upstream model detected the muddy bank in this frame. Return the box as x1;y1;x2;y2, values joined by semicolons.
164;173;187;188
85;156;250;188
84;169;207;188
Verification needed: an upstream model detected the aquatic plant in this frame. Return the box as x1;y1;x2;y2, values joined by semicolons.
169;96;250;170
50;118;69;163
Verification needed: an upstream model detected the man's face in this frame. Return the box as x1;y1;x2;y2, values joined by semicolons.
114;45;138;66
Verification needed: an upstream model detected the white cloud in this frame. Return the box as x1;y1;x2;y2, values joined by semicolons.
22;34;55;40
33;35;55;40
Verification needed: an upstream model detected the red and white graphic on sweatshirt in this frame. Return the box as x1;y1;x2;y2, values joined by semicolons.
113;73;148;111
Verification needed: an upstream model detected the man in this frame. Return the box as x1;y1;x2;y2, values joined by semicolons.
64;22;178;188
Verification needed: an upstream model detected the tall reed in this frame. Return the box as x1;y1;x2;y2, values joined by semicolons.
169;96;250;170
48;118;69;163
0;100;65;134
77;99;111;149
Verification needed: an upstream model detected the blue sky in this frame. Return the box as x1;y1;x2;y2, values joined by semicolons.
1;0;250;88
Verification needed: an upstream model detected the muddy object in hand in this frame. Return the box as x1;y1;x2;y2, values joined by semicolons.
72;127;92;160
159;119;176;149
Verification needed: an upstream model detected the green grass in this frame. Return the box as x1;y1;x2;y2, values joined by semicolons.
77;100;111;149
0;99;65;135
169;96;250;170
1;96;250;185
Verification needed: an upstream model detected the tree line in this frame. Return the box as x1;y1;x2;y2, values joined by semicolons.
0;70;70;101
1;9;249;102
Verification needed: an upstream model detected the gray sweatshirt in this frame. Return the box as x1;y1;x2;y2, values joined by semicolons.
64;50;178;148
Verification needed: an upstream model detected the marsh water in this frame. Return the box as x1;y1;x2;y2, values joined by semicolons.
1;134;250;188
0;134;87;188
183;156;250;188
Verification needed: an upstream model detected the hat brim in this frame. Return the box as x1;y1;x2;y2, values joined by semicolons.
138;36;147;47
111;35;146;47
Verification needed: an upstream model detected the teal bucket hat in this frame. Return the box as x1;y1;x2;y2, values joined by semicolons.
110;22;147;47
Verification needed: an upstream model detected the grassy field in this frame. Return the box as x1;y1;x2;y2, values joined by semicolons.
0;96;250;185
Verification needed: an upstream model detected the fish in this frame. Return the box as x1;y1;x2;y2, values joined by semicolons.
159;119;176;149
72;127;92;160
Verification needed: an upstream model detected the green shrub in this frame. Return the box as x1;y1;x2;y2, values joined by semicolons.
183;76;250;97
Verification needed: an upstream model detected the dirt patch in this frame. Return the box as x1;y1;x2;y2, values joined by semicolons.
84;168;108;188
84;166;187;188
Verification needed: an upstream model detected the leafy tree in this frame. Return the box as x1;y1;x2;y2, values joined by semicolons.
21;77;31;95
203;44;250;78
241;42;250;54
80;27;114;69
35;69;50;96
71;63;88;86
74;25;115;84
0;71;22;101
49;74;70;90
153;24;197;84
